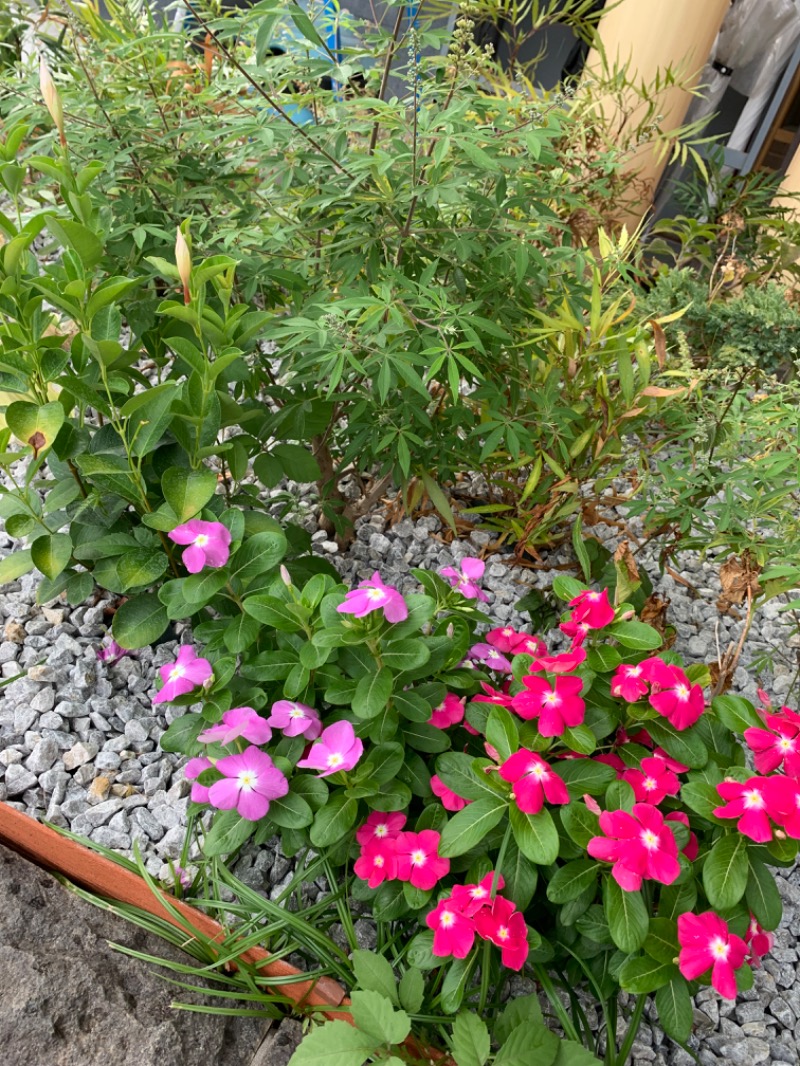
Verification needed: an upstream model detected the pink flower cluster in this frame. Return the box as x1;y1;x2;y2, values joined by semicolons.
587;803;681;891
426;873;529;970
610;658;705;731
353;814;450;891
440;557;489;602
169;519;231;574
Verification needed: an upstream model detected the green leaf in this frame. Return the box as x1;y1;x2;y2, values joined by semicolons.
435;753;503;802
680;780;722;819
202;810;255;856
552;1041;603;1066
645;719;707;769
380;639;431;672
495;994;544;1045
561;802;600;848
111;593;169;650
618;956;677;994
546;860;599;904
501;838;538;910
286;1019;381;1066
604;877;649;953
116;549;168;590
162;467;217;523
585;645;622;672
607;621;663;650
746;854;782;930
655;979;693;1045
510;805;559;865
556;759;616;796
704;834;749;910
158;713;203;755
309;794;358;847
398;968;424;1014
494;1023;559;1066
551;575;587;602
486;705;519;762
273;442;321;482
46;216;104;268
230;530;288;584
30;532;72;580
349;990;410;1046
351;951;399;1007
451;1012;490;1066
267;789;313;829
353;668;393;719
439;797;507;858
6;400;64;452
243;595;306;631
712;694;763;733
441;957;472;1015
223;613;260;653
643;917;680;965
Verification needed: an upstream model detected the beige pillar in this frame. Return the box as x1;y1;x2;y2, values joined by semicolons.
582;0;730;229
775;143;800;216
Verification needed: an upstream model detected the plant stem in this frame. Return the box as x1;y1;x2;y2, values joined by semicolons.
614;994;646;1066
533;964;582;1044
478;938;492;1015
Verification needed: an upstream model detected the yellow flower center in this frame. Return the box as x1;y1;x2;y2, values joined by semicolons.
367;588;385;601
643;777;658;791
411;849;427;866
440;911;455;928
497;926;510;941
709;936;729;961
529;763;547;779
675;684;690;701
327;753;344;768
374;824;388;837
168;665;185;682
542;691;561;706
238;771;256;791
640;829;659;850
743;789;764;809
374;855;384;868
289;706;305;719
779;737;794;752
194;534;209;547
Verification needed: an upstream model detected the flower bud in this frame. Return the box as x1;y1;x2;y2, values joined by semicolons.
175;225;192;304
775;830;787;840
446;623;454;639
39;58;66;148
620;609;635;620
280;564;292;587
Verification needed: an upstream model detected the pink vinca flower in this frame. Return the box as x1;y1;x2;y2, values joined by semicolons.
169;519;231;573
568;589;615;629
744;718;800;778
611;664;650;703
431;774;471;812
184;756;213;803
395;830;450;890
762;776;800;839
512;674;585;736
450;872;505;917
677;912;748;1000
499;751;570;814
337;571;408;623
296;720;363;777
429;693;465;729
354;836;398;888
593;753;625;775
665;811;699;861
510;632;547;657
714;777;777;843
474;895;529;971
152;645;212;704
745;917;774;968
621;755;681;805
439;557;489;602
207;746;288;821
559;617;591;648
426;897;477;958
469;643;513;673
356;811;407;846
96;638;130;665
645;659;705;731
198;706;272;747
472;682;514;707
266;700;322;740
486;627;521;653
528;646;587;673
587;803;681;891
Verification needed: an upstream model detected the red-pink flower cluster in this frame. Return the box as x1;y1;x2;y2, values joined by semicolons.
499;750;569;814
587;803;681;891
426;873;529;970
561;589;615;646
610;657;705;730
353;814;450;891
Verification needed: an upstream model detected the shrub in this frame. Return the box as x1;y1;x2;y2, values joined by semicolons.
151;547;789;1060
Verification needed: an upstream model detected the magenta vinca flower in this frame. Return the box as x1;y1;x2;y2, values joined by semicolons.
169;519;231;574
587;803;680;891
499;751;569;814
431;774;471;811
427;897;477;958
611;663;650;703
486;626;521;653
336;571;408;623
511;674;585;736
450;872;505;917
439;557;489;602
510;632;547;657
207;746;288;821
198;706;272;747
713;776;778;842
568;589;615;629
472;682;514;707
395;830;450;890
528;646;587;673
677;912;748;1000
296;720;363;777
356;811;407;846
744;715;800;777
96;638;130;665
184;755;213;803
645;658;705;731
152;645;212;704
473;895;529;971
354;836;398;888
761;775;800;838
266;700;322;740
745;916;774;968
428;693;465;729
621;755;681;805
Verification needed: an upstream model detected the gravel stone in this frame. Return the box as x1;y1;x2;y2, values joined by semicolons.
4;764;38;795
